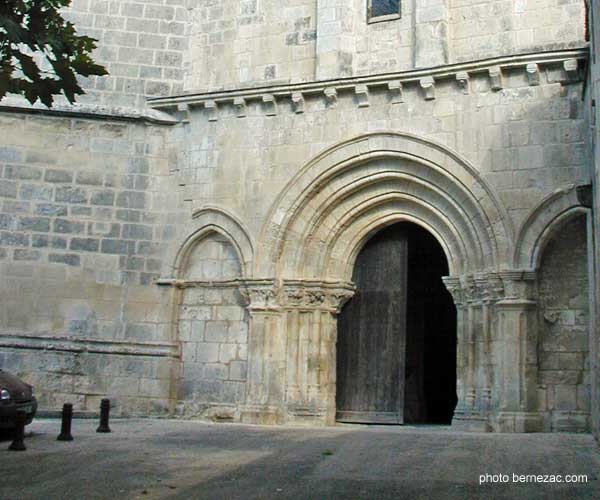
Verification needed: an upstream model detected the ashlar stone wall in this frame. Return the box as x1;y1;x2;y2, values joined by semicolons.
62;0;192;106
180;0;587;88
176;233;248;420
174;64;588;237
585;0;600;442
538;214;590;431
0;111;185;415
450;0;586;63
186;0;317;92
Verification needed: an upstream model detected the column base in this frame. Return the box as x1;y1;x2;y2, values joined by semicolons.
240;405;284;425
492;411;545;433
452;412;491;432
550;411;590;433
285;405;327;426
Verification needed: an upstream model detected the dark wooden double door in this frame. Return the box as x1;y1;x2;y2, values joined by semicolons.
336;222;456;425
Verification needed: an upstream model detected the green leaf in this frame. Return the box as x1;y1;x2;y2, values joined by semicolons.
0;0;108;107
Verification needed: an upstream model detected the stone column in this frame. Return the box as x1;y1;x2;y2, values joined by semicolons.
493;271;544;432
281;280;355;425
238;280;286;425
442;277;472;426
479;274;505;413
443;274;508;431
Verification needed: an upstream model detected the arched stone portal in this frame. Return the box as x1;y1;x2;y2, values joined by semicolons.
171;133;592;432
240;132;528;429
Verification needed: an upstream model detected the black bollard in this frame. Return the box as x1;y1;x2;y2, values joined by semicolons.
57;403;74;441
96;398;111;433
8;410;27;451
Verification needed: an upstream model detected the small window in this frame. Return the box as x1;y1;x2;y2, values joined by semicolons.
368;0;401;23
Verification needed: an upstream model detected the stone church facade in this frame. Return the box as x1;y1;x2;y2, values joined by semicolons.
0;0;598;434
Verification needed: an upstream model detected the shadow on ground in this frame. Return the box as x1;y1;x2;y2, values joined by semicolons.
0;419;598;500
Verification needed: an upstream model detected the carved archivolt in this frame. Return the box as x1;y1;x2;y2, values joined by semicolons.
169;206;254;279
255;132;512;281
513;184;588;271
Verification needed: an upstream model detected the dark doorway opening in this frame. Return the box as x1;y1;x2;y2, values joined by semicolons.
336;222;457;425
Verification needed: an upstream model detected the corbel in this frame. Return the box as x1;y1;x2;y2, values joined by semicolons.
291;92;305;114
205;100;218;122
234;97;247;118
456;71;470;94
563;59;579;82
177;103;191;123
489;66;503;91
324;87;338;108
354;84;370;108
420;77;435;100
262;94;278;116
387;80;404;104
526;63;540;86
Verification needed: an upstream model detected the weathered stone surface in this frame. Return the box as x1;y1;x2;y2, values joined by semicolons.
0;0;594;434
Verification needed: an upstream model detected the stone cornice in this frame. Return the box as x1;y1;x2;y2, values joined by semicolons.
0;332;179;358
157;277;356;313
148;48;588;113
0;96;178;125
156;278;248;289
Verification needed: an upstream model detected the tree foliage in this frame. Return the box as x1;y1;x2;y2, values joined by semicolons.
0;0;107;107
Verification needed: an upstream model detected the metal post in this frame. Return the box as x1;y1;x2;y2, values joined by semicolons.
57;403;74;441
8;410;26;451
96;398;111;433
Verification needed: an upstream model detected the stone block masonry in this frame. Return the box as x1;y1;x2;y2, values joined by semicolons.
0;0;595;433
0;112;185;416
61;0;191;107
175;233;249;420
538;215;590;431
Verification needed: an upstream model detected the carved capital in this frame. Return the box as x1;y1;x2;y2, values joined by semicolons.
239;279;279;311
481;273;505;302
281;280;355;313
442;277;465;306
443;274;506;306
498;270;537;302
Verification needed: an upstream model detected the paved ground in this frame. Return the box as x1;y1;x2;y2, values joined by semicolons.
0;419;599;500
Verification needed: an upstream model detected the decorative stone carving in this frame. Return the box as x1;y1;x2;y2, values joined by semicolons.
281;280;355;313
176;103;191;123
205;100;218;122
442;277;465;306
262;94;278;116
388;80;403;103
233;97;247;118
354;85;370;108
324;87;338;108
563;58;579;82
291;92;304;114
526;63;540;86
456;72;470;94
420;77;436;100
489;67;503;90
239;279;279;311
498;270;536;301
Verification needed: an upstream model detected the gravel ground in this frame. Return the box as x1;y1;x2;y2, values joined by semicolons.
0;418;599;500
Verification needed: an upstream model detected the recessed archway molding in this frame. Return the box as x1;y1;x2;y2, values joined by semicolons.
256;131;514;282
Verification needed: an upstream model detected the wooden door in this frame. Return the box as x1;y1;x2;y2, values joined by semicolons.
336;225;408;424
